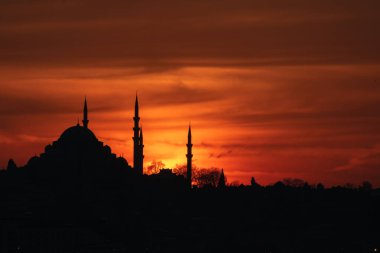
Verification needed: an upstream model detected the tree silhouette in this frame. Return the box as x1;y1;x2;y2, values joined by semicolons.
145;160;165;175
172;164;187;177
193;167;221;188
359;181;373;192
316;183;325;191
282;178;307;188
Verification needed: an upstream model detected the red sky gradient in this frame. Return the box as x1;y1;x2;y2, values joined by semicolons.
1;0;380;186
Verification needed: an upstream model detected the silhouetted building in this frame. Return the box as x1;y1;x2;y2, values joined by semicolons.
133;95;144;174
217;169;226;188
149;169;186;193
7;159;17;170
186;124;193;189
250;176;261;189
25;98;132;187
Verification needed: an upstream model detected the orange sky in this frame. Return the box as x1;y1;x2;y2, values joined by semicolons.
1;0;380;186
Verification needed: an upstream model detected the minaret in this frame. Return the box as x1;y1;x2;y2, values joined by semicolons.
82;97;89;128
133;95;142;174
217;169;226;188
186;124;193;189
139;127;144;173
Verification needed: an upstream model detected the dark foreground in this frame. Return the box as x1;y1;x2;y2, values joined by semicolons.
0;171;379;253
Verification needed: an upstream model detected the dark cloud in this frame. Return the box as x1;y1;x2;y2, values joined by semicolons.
158;141;216;149
332;149;380;184
97;136;127;144
141;83;224;107
1;0;379;68
209;150;233;159
0;90;132;116
221;138;376;151
157;140;183;147
198;142;215;148
336;151;380;171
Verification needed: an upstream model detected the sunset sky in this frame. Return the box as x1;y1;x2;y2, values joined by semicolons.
1;0;380;186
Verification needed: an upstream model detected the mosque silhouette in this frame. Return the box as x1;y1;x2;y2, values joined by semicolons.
21;95;194;191
0;96;379;253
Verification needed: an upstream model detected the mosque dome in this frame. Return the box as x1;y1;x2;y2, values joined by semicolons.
58;124;98;145
20;98;133;187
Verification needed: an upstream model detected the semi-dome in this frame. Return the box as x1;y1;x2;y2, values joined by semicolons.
59;124;98;144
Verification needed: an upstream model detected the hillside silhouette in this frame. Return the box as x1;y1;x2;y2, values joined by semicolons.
0;97;379;253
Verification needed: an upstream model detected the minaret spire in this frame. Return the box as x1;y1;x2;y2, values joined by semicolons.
186;123;193;189
135;93;139;118
139;126;144;173
82;97;89;128
217;169;226;188
188;123;191;142
133;94;142;174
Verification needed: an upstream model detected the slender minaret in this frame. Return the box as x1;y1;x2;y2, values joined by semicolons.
217;169;226;188
133;95;142;174
82;97;89;128
186;124;193;189
139;126;144;173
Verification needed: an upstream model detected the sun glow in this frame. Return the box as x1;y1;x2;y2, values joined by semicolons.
1;64;380;186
